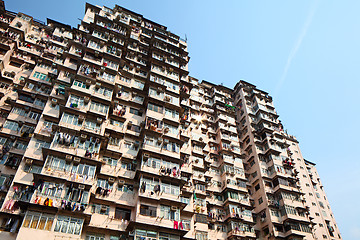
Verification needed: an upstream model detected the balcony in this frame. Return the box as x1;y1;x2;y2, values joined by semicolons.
88;213;130;231
135;214;188;233
92;186;135;206
40;167;96;186
227;229;256;239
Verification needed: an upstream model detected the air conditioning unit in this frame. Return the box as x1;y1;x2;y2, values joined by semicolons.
78;184;85;190
25;159;33;165
51;98;58;106
78;115;85;122
104;132;110;138
118;180;125;185
108;177;115;183
65;155;73;162
73;157;81;164
164;127;169;133
164;96;171;102
143;153;150;159
97;117;103;124
80;134;87;141
199;174;203;178
86;79;92;86
84;96;90;103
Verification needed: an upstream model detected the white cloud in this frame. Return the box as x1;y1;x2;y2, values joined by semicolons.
351;226;360;239
274;0;320;96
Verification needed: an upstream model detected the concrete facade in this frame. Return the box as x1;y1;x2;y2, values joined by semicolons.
0;1;341;240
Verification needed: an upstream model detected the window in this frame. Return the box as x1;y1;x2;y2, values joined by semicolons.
54;216;83;235
73;80;89;89
140;205;157;217
117;183;134;193
97;179;113;190
322;210;327;217
46;156;71;172
94;86;112;97
69;95;85;107
84;120;100;132
115;207;131;220
270;209;280;217
161;182;180;195
11;107;27;116
33;72;50;81
86;233;105;240
73;164;96;179
91;204;110;215
17;90;34;102
61;113;82;126
120;76;131;83
148;103;163;113
24;164;42;174
133;80;145;90
163;141;180;153
135;229;158;240
89;40;101;49
34;98;46;107
195;214;207;223
109;136;122;146
149;87;164;98
160;205;180;221
109;119;124;128
90;101;109;114
130;107;142;116
258;197;263;204
3;121;19;131
100;72;115;82
22;212;54;231
133;95;144;103
14;141;27;150
38;182;64;198
28;111;40;121
195;231;208;240
159;232;180;240
164;108;179;119
0;137;8;145
102;156;118;166
103;59;118;69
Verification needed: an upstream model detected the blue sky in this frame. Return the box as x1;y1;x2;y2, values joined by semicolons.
6;0;358;238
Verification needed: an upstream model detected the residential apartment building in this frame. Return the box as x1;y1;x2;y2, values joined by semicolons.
0;1;341;240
